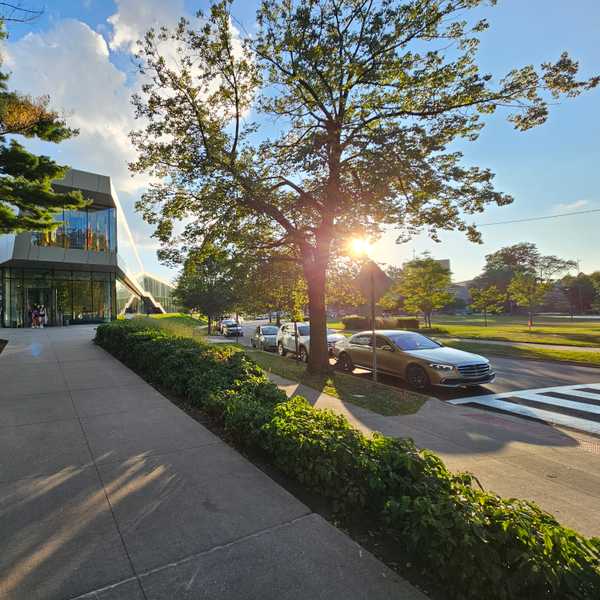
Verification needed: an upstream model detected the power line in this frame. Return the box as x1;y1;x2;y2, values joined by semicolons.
477;208;600;227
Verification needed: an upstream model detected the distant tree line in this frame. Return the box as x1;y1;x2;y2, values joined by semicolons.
467;242;599;324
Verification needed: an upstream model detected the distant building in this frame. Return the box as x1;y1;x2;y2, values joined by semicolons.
449;280;472;304
0;168;176;327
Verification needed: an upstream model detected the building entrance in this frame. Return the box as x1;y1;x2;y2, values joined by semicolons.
24;287;54;327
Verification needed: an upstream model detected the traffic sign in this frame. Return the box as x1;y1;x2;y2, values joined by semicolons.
355;260;392;301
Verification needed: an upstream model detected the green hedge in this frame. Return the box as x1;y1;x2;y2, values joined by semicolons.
341;315;419;330
95;321;600;599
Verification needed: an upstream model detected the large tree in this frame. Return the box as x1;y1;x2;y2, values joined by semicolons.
399;255;452;327
469;284;503;326
473;243;577;312
508;273;552;328
174;244;244;333
240;256;307;323
130;0;597;373
0;22;87;233
472;243;542;292
560;273;596;314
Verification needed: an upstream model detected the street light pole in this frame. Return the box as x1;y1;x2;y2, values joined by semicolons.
370;264;378;383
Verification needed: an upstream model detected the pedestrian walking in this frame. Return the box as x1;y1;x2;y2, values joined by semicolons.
31;305;40;328
39;304;47;328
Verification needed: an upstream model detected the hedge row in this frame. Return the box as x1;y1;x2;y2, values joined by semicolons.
95;320;600;600
341;315;420;330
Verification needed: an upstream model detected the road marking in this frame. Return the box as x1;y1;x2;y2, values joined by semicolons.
449;383;600;435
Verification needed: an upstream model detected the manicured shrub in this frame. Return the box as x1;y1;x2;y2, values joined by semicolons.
341;315;419;330
95;321;600;600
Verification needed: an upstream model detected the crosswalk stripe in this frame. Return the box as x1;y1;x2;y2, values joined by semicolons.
449;383;600;435
501;394;600;417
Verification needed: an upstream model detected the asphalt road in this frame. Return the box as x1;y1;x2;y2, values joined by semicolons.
223;320;600;401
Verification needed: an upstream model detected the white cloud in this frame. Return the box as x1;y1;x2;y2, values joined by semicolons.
553;199;589;213
108;0;186;53
1;1;243;277
4;19;149;193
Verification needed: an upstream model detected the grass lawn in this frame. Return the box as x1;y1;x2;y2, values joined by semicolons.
443;339;600;367
135;313;208;339
423;314;600;348
330;315;600;348
245;348;428;416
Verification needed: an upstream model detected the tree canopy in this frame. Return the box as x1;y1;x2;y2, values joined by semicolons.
0;21;86;234
173;244;244;332
507;273;552;327
473;242;577;301
469;284;504;325
131;0;597;372
399;255;452;327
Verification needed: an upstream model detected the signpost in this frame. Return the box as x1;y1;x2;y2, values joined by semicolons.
354;261;392;382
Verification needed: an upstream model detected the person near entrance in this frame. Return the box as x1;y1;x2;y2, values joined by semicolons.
31;305;39;328
38;304;47;328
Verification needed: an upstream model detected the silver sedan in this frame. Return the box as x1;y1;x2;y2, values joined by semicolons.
250;324;279;351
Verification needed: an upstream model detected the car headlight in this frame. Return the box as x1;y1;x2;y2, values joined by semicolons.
429;363;455;371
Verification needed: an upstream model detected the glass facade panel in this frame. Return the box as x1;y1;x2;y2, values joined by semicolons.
109;208;117;252
1;268;116;327
92;272;111;321
141;274;178;313
54;277;73;326
65;209;88;249
116;277;142;316
31;209;65;247
32;206;116;252
88;207;111;252
72;275;92;322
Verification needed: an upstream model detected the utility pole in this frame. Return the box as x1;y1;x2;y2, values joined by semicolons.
576;259;583;315
370;264;378;383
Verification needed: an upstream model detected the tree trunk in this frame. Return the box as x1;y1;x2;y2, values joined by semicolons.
207;315;212;335
304;260;329;375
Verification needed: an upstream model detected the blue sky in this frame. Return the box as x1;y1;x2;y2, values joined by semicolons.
3;0;600;282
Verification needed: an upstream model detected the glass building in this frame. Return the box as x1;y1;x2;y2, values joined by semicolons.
0;169;177;327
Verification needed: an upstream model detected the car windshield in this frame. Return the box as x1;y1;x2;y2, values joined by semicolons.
261;326;278;335
223;320;235;325
388;332;441;351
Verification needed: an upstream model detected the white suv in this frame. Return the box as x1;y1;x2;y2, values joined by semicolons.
276;322;345;362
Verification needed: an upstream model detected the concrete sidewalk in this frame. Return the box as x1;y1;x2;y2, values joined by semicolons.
0;326;426;600
271;374;600;537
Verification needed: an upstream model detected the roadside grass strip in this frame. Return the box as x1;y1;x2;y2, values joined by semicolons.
245;348;428;416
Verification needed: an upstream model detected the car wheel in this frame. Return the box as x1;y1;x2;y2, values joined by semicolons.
299;346;308;363
406;364;430;390
277;343;286;357
338;352;354;373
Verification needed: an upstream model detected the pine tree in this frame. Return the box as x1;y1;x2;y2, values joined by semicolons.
0;21;87;234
